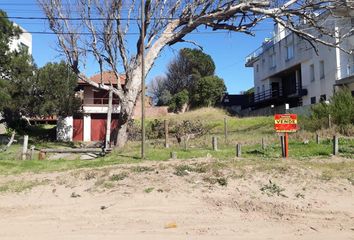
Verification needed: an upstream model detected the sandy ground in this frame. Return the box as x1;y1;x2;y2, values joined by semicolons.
0;158;353;240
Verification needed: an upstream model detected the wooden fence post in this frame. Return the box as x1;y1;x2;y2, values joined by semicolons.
22;135;28;160
224;117;228;144
280;136;285;158
164;120;169;148
316;134;320;144
30;146;35;160
328;114;332;129
236;144;241;157
333;135;338;155
212;136;218;151
261;137;266;150
170;151;177;159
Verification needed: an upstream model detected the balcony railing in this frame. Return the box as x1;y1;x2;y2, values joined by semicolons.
245;29;290;66
254;88;283;103
252;82;303;105
82;98;119;105
335;63;354;80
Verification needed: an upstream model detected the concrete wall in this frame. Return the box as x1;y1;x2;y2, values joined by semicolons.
56;116;73;142
240;104;312;117
83;115;91;142
9;24;32;55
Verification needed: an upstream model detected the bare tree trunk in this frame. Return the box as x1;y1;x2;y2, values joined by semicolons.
0;131;16;152
116;122;128;148
115;85;139;147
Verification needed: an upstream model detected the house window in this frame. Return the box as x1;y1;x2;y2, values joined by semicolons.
269;53;276;69
20;42;29;53
256;64;259;72
320;94;326;102
350;55;354;74
269;47;276;69
311;96;316;104
310;64;315;82
257;86;260;93
319;61;325;79
285;35;294;60
262;85;265;92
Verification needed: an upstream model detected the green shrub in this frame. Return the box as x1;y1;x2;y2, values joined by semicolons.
330;88;354;127
307;88;354;134
168;90;189;113
173;120;208;144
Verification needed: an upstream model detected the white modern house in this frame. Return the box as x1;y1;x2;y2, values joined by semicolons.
245;6;354;110
9;23;32;55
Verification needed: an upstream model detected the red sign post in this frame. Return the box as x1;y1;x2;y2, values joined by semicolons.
274;114;298;158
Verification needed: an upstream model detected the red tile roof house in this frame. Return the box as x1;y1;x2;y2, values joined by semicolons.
57;71;168;145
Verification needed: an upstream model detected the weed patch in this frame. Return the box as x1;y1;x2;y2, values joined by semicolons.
260;180;287;197
109;172;129;181
0;180;48;193
84;171;96;180
174;165;194;176
203;176;228;186
144;187;154;193
131;166;154;173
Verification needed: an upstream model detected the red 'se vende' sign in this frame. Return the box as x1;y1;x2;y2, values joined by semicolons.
274;114;298;133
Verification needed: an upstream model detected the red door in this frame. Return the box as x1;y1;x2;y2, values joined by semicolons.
91;114;119;142
73;118;83;141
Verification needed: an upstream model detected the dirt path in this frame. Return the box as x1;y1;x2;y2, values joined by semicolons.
0;158;353;239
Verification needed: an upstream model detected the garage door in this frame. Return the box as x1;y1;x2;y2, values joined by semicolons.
91;114;119;142
73;117;83;141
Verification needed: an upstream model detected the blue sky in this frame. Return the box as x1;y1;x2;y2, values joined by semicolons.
1;1;275;94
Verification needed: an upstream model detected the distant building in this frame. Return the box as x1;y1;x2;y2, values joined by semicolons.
9;23;32;55
244;4;353;110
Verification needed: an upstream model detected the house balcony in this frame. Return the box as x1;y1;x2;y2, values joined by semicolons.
335;63;354;83
245;28;290;67
81;98;121;114
246;82;306;110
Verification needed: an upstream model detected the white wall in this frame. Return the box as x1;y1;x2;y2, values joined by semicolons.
9;24;32;55
83;114;91;142
250;14;353;107
56;116;73;142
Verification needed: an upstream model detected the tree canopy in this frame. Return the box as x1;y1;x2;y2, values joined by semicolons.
150;48;225;111
38;0;354;147
0;10;80;130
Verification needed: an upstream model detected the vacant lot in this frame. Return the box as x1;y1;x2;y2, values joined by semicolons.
0;156;353;240
0;108;353;239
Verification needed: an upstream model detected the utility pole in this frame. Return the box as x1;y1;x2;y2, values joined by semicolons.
141;0;146;159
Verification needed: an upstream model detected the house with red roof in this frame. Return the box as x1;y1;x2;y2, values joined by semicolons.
57;72;125;144
57;71;168;144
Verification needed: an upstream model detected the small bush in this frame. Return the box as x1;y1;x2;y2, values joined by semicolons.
260;180;287;197
168;89;189;113
127;119;141;141
174;120;208;144
307;89;354;135
146;119;165;139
